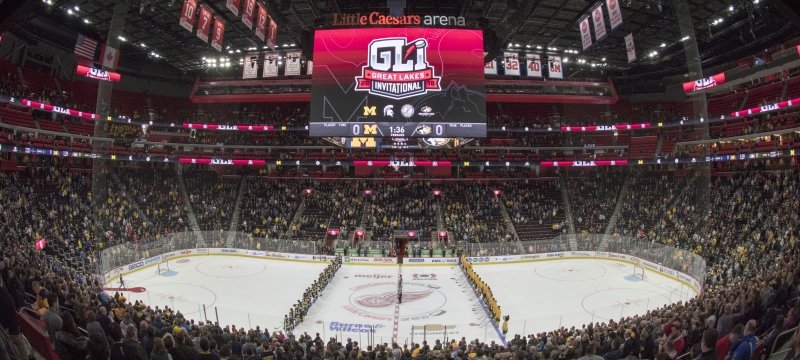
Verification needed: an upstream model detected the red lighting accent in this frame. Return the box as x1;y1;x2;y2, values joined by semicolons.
35;237;47;251
407;231;416;237
363;189;373;196
76;65;121;82
356;230;364;236
439;231;447;237
433;189;442;196
305;188;313;194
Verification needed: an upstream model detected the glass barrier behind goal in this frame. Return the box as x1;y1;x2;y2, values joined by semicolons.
97;231;325;276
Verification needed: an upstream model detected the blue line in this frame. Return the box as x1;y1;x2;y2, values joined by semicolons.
459;263;507;347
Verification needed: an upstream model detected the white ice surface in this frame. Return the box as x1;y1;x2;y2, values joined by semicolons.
470;258;695;336
111;255;327;331
111;257;694;345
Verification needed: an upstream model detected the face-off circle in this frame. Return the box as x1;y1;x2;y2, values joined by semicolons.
344;281;447;321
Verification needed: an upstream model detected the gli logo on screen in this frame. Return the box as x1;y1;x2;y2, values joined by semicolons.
355;38;441;99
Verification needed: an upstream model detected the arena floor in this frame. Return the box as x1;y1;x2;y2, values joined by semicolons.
111;256;695;345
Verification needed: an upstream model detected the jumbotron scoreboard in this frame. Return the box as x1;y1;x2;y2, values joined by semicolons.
309;28;486;138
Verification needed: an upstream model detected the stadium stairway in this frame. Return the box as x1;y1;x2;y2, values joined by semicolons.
558;174;578;249
496;201;524;252
601;170;632;248
436;200;445;233
738;91;749;111
285;197;307;239
781;78;789;101
654;133;665;158
225;175;247;246
176;167;203;240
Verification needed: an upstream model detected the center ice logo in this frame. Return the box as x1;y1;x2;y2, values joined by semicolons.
355;289;432;307
355;38;442;99
344;281;447;321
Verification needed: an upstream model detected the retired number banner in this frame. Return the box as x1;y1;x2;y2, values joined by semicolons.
606;0;623;29
179;0;197;32
284;50;302;76
525;54;542;77
242;0;256;29
591;3;607;40
242;54;259;79
484;59;497;75
255;3;268;41
226;0;240;16
579;15;592;50
504;52;520;76
625;33;636;63
211;16;225;52
196;5;212;42
548;55;563;79
262;52;279;78
267;18;278;49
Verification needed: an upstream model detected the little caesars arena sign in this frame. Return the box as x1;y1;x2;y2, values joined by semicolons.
333;12;466;27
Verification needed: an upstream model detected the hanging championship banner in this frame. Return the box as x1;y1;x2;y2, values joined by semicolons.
548;55;563;79
211;16;225;52
525;54;542;77
307;60;313;75
625;33;636;63
504;52;520;76
579;15;592;50
606;0;623;29
243;54;259;79
263;52;280;77
196;5;212;42
285;50;302;76
242;0;256;29
484;59;497;75
267;18;278;49
226;0;240;16
591;3;607;40
179;0;197;32
255;3;268;41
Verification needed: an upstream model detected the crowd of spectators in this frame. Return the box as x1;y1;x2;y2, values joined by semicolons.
566;169;625;235
183;172;240;231
363;182;438;242
238;179;303;240
442;184;514;243
614;171;693;239
1;157;800;360
504;181;567;241
289;182;366;241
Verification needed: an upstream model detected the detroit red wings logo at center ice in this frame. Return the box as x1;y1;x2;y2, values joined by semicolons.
355;289;433;307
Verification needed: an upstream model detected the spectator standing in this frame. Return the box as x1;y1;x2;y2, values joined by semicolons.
730;320;758;360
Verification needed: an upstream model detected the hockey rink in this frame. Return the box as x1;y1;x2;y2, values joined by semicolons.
109;256;695;344
109;255;328;331
471;258;696;336
292;263;500;346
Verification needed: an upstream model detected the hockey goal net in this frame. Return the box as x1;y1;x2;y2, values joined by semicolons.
157;259;169;275
632;264;645;280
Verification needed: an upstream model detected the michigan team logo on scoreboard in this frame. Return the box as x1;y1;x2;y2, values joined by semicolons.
355;38;441;99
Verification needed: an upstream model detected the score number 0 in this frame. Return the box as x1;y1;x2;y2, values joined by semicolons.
351;123;445;136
